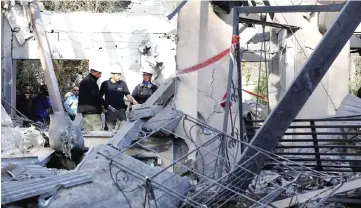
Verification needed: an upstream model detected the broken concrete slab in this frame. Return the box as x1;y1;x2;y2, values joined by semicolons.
2;171;93;205
48;144;189;208
127;105;164;121
2;164;61;182
142;78;176;107
2;148;55;167
49;112;85;159
134;136;173;153
82;131;114;138
109;119;146;148
109;78;176;149
142;105;183;136
4;4;33;45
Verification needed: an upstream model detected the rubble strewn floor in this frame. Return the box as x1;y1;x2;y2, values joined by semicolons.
47;144;189;208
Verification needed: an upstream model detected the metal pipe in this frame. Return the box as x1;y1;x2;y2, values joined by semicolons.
235;4;345;13
276;152;361;156
280;139;361;142
247;125;361;129
265;158;361;162
275;145;361;149
234;8;244;153
218;7;239;179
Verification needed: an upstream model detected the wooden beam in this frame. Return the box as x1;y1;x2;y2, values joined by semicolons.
26;1;63;112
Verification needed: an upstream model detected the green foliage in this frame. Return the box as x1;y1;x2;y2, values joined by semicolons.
253;68;268;105
241;62;268;105
16;60;88;98
350;54;361;96
41;0;132;13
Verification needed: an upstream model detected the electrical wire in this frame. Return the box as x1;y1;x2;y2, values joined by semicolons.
1;98;46;130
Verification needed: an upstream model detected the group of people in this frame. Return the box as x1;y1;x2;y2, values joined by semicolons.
16;85;52;126
17;64;158;132
78;63;158;131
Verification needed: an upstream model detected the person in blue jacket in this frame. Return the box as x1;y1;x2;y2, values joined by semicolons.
64;87;79;120
32;85;51;124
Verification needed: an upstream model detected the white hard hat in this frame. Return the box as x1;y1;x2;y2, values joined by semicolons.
89;60;103;72
109;64;123;74
141;65;154;75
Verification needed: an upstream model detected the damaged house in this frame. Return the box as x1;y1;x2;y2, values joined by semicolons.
2;0;361;207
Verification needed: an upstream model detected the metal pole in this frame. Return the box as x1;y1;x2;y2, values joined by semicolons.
218;7;239;179
235;4;344;13
233;9;244;153
222;0;361;193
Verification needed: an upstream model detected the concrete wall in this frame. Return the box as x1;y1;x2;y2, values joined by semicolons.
175;1;246;177
6;2;177;93
268;0;350;118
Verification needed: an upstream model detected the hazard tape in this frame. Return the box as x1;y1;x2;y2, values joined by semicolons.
242;89;268;103
176;36;240;76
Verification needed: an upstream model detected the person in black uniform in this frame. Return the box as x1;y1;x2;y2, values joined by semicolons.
77;64;107;131
131;66;158;105
100;64;138;131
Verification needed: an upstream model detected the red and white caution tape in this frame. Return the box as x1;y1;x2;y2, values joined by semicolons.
175;35;268;106
176;36;240;76
175;48;229;76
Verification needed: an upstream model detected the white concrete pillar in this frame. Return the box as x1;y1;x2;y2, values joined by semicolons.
1;14;15;115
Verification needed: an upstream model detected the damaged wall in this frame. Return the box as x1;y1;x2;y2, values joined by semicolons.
268;0;350;118
175;1;245;177
4;1;177;94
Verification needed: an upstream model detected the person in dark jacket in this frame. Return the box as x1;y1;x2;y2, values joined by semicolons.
100;64;138;131
132;65;158;105
78;64;106;131
16;85;33;127
32;85;51;125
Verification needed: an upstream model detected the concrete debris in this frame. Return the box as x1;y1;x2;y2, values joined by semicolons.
4;3;33;45
49;112;85;159
2;106;18;153
134;135;173;152
110;78;176;149
47;145;190;208
127;105;164;121
2;105;13;127
2;127;19;153
2;171;93;205
271;177;361;208
243;99;268;120
142;105;183;136
2;163;61;182
14;126;45;153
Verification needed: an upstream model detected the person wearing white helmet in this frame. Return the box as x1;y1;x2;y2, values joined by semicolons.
100;64;138;131
77;63;106;131
131;65;158;105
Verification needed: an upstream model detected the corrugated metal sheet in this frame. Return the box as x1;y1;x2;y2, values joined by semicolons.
5;164;61;181
2;171;93;205
1;157;40;167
